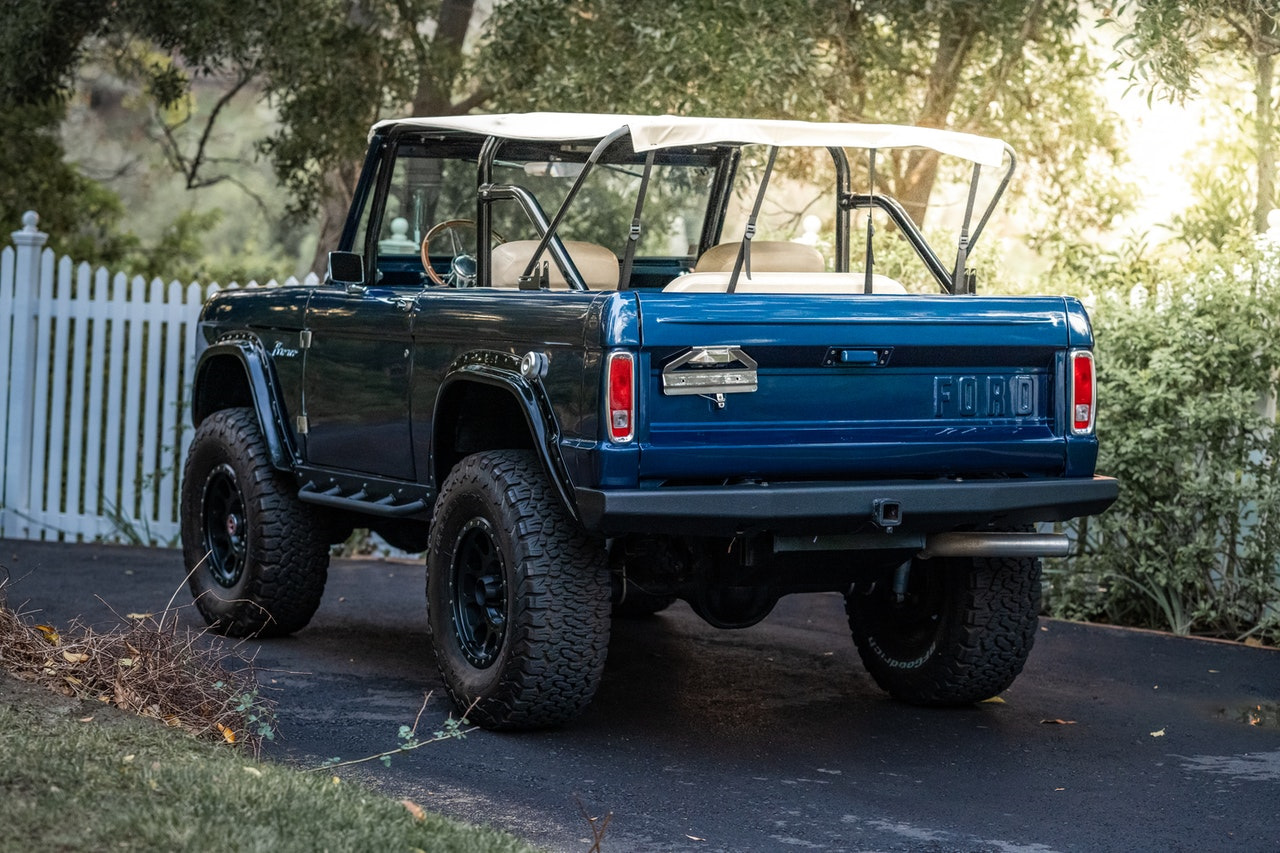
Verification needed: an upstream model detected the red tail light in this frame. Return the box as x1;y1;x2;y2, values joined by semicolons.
1070;350;1095;434
606;351;635;443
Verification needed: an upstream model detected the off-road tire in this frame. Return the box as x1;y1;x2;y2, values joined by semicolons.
426;450;611;730
845;552;1042;705
180;407;329;637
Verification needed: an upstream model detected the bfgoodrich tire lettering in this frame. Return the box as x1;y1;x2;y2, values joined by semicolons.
180;407;329;637
426;450;611;730
845;550;1042;705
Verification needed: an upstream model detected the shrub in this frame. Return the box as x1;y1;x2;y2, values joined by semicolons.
1047;239;1280;644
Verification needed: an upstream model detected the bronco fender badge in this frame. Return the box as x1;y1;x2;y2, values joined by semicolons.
661;346;758;396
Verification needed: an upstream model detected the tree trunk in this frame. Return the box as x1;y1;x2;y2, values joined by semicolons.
412;0;476;115
308;164;363;276
1254;49;1275;234
895;20;978;225
893;0;1046;227
308;0;480;275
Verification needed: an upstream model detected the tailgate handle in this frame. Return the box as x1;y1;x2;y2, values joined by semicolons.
662;346;759;396
829;348;890;367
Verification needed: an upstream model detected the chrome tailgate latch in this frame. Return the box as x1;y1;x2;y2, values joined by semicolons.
662;346;758;396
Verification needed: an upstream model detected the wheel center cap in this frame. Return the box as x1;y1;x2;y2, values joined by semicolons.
226;513;241;537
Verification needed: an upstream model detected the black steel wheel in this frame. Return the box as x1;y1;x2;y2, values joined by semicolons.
449;517;508;667
200;463;247;588
845;550;1042;705
180;407;329;637
426;450;611;730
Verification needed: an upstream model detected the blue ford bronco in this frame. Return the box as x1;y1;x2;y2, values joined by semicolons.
181;113;1117;729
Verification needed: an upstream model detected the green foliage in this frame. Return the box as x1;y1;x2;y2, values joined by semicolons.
254;4;412;217
1105;1;1280;233
230;685;277;743
246;0;487;226
315;697;472;772
1047;239;1280;644
9;0;486;273
477;0;1133;251
0;0;289;268
478;0;821;117
0;104;136;263
0;0;110;107
1161;72;1258;252
1106;0;1207;102
1009;39;1139;254
1105;0;1279;102
1167;159;1254;251
123;209;223;282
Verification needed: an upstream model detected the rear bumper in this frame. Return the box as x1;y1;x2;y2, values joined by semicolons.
575;475;1118;537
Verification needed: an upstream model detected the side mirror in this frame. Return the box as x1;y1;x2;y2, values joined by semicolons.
327;251;365;290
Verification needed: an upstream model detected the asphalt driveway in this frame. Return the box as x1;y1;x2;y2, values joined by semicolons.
3;538;1278;851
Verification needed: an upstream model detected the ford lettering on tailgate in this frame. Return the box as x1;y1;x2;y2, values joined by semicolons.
934;374;1038;419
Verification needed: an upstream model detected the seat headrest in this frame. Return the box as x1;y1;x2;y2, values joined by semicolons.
694;241;825;274
491;240;620;289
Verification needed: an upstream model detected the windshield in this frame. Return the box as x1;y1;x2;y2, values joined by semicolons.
491;159;715;260
374;142;715;265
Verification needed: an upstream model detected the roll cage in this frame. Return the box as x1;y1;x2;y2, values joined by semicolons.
338;115;1017;295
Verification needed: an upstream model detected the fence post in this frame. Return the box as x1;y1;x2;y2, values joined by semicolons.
1;211;48;538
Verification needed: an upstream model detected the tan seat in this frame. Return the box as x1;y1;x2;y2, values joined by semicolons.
694;241;824;274
663;271;907;294
491;240;620;290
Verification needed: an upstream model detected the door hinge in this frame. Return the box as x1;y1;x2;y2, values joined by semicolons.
296;415;309;435
300;329;312;350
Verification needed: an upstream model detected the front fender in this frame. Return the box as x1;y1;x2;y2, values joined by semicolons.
193;334;297;471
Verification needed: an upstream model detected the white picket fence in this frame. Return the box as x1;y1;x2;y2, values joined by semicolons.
0;211;316;545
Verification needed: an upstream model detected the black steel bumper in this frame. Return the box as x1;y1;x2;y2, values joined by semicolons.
575;476;1119;537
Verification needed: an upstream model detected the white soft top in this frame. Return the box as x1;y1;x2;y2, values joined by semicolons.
372;112;1009;167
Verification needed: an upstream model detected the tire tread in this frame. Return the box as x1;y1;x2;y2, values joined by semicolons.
427;450;610;730
180;407;328;638
847;553;1042;705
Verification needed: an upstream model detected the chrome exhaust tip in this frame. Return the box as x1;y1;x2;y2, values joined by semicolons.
920;532;1071;559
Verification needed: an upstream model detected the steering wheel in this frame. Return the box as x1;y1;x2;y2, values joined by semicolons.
420;219;504;287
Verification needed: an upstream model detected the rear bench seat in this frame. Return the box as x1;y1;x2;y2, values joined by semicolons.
673;239;907;293
663;271;907;294
693;240;825;274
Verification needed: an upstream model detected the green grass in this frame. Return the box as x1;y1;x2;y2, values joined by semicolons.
0;678;539;853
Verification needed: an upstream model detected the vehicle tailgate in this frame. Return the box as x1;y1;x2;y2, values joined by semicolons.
630;292;1081;482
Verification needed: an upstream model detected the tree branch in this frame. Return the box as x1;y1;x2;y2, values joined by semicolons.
448;86;491;115
1220;4;1280;55
392;0;431;66
185;68;256;189
153;67;256;191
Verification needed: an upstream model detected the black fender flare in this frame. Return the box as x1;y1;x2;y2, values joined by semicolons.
434;351;581;525
192;334;297;471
